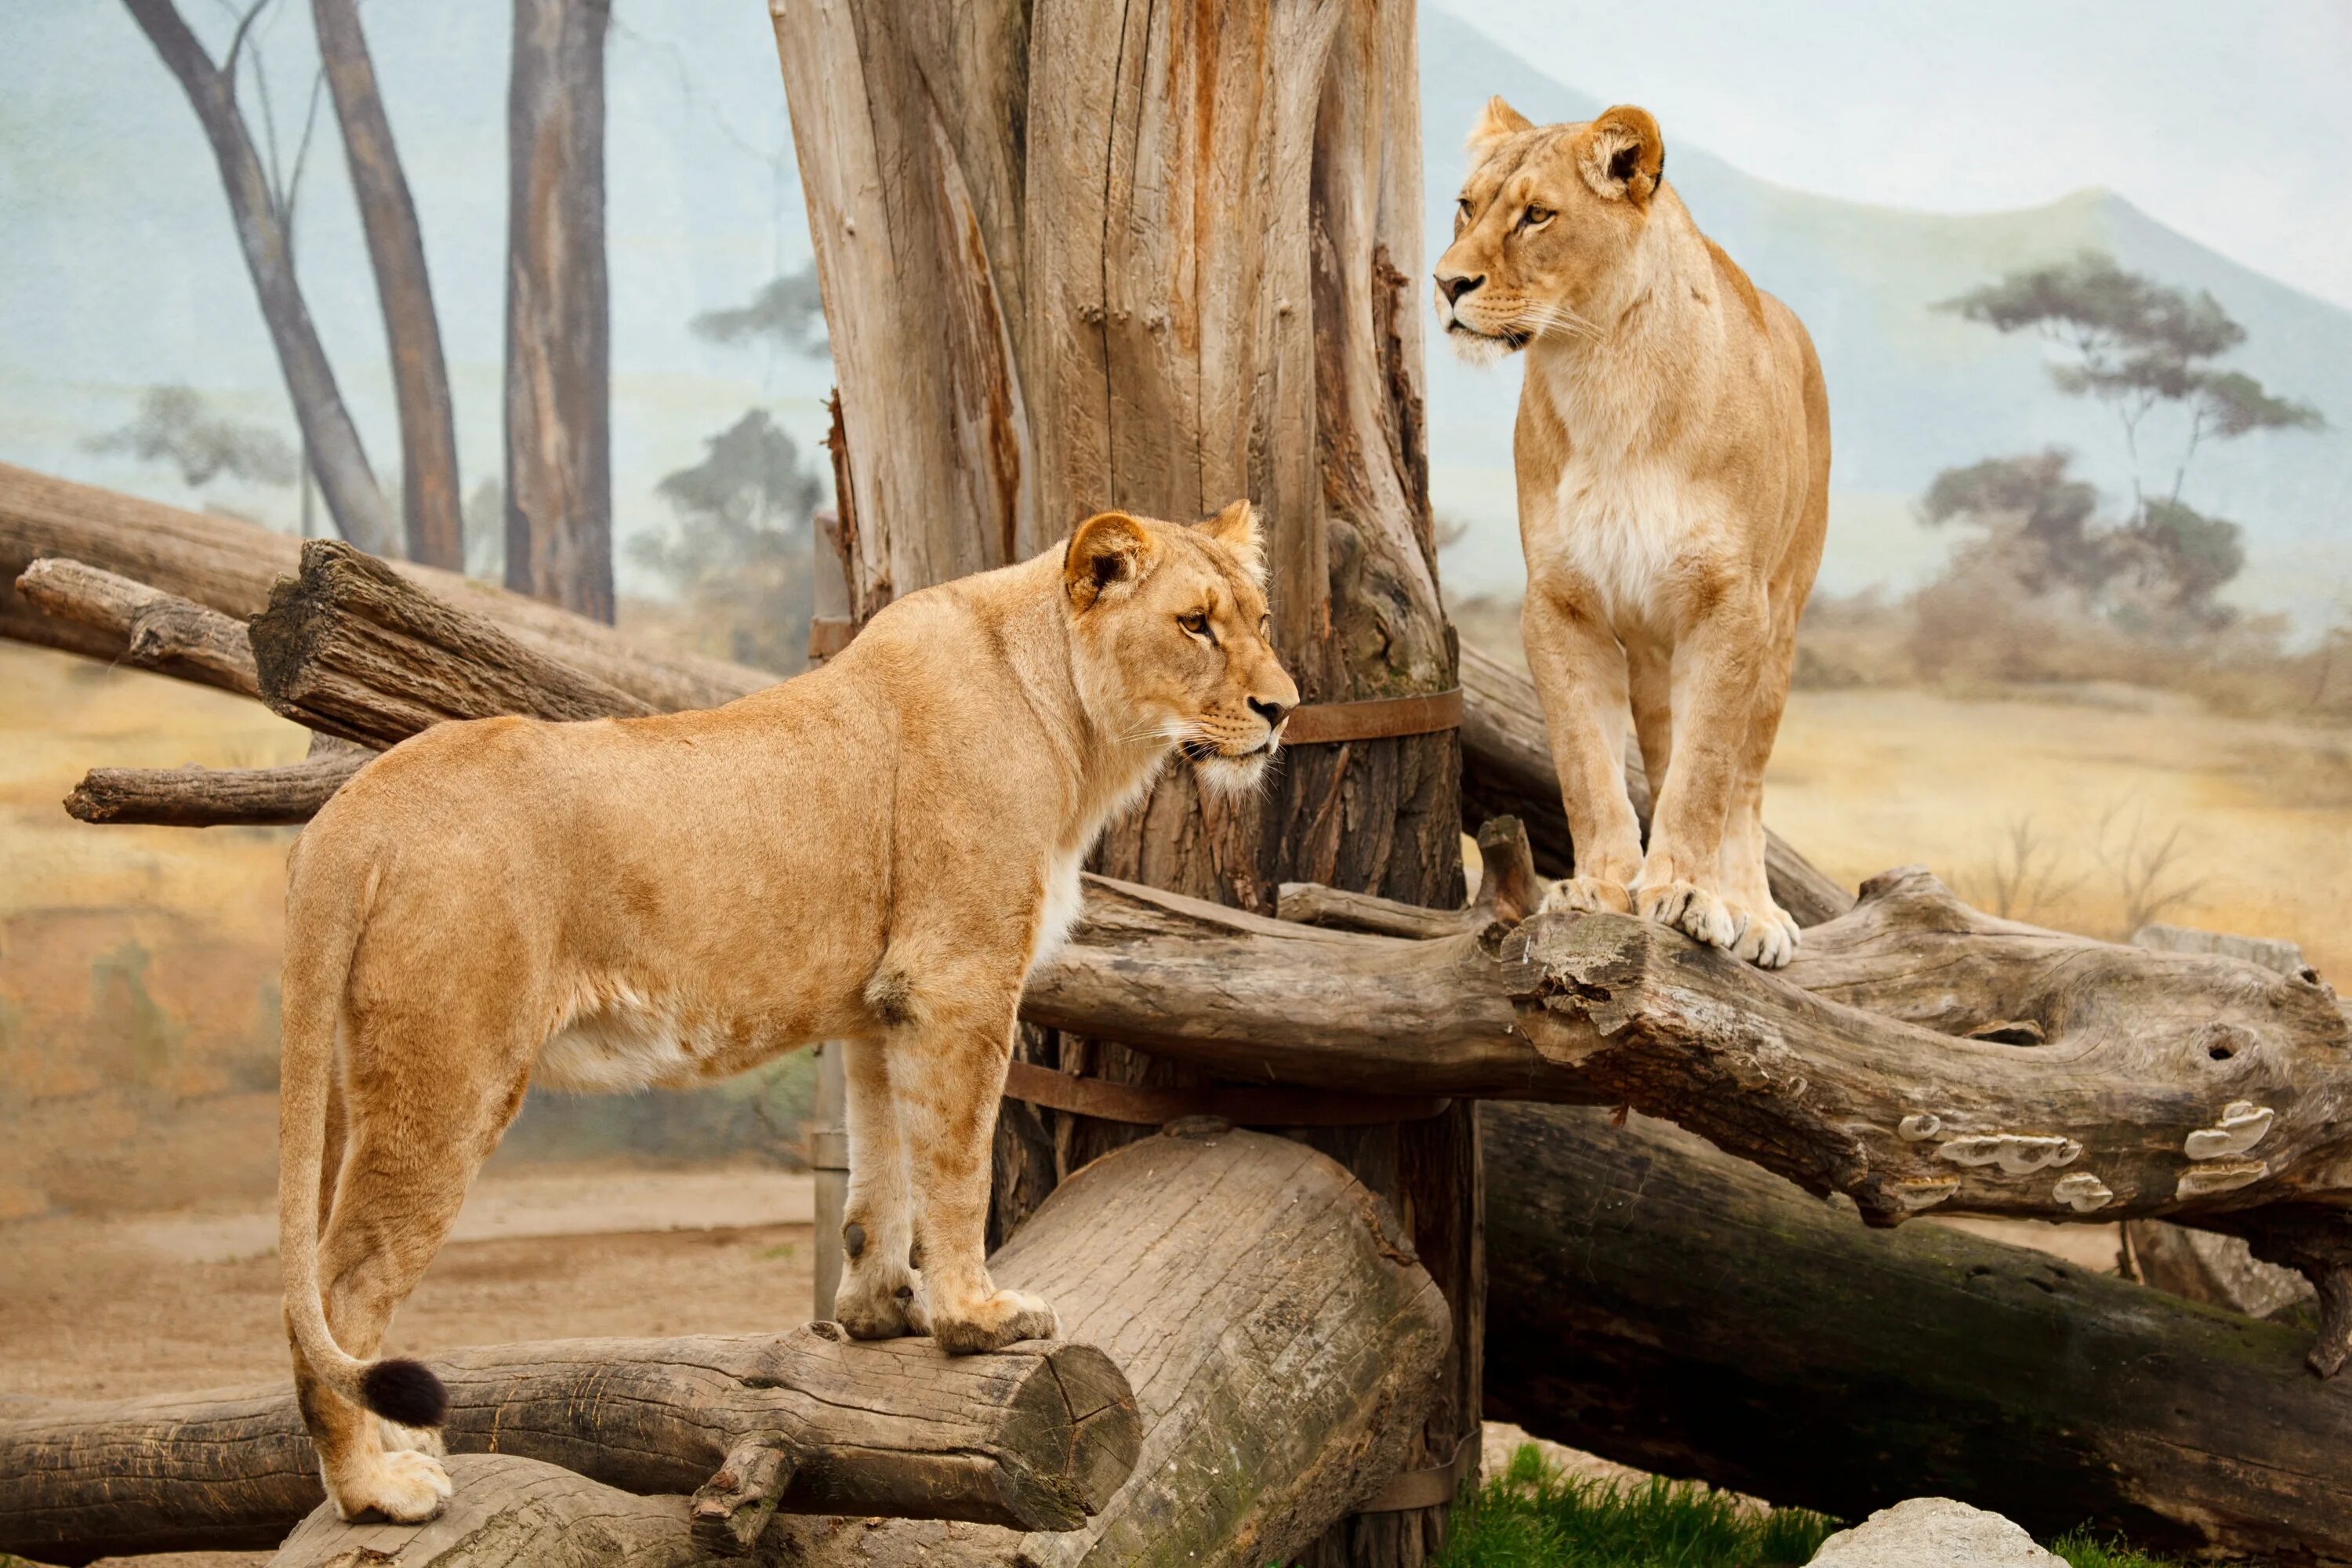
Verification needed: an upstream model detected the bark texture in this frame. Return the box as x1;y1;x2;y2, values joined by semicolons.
764;1127;1450;1568
505;0;615;621
249;539;654;746
769;7;1475;1557
313;0;464;568
13;556;259;699
1483;1102;2352;1566
65;750;364;827
118;0;397;556
0;1327;1138;1564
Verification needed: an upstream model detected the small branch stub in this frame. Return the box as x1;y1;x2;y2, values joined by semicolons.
691;1433;797;1556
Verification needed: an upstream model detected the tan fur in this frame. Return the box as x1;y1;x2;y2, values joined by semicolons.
274;502;1296;1522
1435;100;1830;967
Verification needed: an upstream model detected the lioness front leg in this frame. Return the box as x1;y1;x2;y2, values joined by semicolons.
1637;590;1769;953
890;991;1058;1355
1522;577;1644;916
832;1034;925;1339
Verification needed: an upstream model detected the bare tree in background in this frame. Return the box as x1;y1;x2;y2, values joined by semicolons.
503;0;614;622
311;0;463;568
122;0;397;555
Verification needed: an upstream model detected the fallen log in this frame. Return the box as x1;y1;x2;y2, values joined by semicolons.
13;555;260;699
1457;641;1853;927
761;1126;1451;1568
0;461;768;712
248;540;656;745
0;1327;1139;1564
1483;1101;2352;1564
66;746;367;826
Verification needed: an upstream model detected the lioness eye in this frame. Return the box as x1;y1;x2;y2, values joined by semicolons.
1179;611;1210;637
1520;205;1553;229
1455;196;1473;220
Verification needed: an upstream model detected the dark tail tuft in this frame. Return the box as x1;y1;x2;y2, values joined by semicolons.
359;1358;448;1428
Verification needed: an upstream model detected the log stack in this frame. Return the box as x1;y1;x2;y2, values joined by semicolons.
10;471;2352;1563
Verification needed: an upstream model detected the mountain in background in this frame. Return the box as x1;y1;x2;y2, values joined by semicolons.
1418;16;2352;623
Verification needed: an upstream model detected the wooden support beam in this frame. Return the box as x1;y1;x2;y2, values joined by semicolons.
14;556;260;698
0;1327;1140;1564
65;749;366;826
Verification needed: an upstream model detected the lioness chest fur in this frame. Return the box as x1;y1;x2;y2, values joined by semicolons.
272;503;1295;1524
1436;97;1830;968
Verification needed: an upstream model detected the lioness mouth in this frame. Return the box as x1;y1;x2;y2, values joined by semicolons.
1178;738;1219;764
1449;320;1529;350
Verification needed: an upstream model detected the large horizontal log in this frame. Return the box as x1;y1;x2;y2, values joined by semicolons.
0;1327;1140;1564
1483;1101;2352;1564
1022;864;2352;1355
1457;641;1853;927
764;1127;1451;1568
0;461;769;712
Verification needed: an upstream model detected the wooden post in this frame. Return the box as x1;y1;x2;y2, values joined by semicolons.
770;5;1472;1558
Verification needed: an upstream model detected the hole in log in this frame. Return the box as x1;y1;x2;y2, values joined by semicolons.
1965;1018;2046;1046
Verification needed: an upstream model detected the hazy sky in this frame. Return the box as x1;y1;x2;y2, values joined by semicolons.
1439;0;2352;312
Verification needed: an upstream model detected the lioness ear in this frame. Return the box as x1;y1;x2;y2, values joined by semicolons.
1196;499;1265;585
1467;96;1534;155
1065;511;1156;612
1581;104;1664;207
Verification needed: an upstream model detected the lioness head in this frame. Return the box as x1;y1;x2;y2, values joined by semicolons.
1062;500;1300;796
1432;98;1666;361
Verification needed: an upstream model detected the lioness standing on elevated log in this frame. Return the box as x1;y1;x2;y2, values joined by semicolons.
273;503;1294;1523
1436;99;1830;967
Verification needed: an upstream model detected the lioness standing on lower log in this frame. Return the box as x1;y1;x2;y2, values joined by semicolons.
274;502;1294;1523
1436;100;1829;967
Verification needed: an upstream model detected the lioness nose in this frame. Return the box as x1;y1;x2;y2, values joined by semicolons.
1248;696;1290;729
1438;272;1484;305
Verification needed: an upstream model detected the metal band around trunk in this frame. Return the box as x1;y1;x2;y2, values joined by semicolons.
1280;687;1462;746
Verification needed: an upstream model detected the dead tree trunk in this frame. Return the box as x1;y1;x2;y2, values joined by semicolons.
313;0;464;569
0;1328;1140;1564
1483;1102;2352;1565
118;0;397;556
504;0;614;622
770;7;1474;1559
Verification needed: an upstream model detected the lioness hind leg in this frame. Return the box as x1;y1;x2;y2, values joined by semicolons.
833;1034;924;1339
889;989;1056;1356
296;1017;527;1523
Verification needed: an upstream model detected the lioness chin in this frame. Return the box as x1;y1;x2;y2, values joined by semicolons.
1436;98;1830;968
275;501;1295;1523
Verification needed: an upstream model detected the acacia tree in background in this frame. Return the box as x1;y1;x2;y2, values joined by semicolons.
503;0;615;622
1939;253;2325;623
122;0;397;556
312;0;463;568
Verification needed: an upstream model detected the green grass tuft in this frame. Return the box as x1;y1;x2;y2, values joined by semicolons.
2049;1527;2192;1568
1432;1446;1833;1568
1427;1447;2199;1568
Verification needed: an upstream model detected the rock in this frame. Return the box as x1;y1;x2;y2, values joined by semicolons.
1808;1497;2063;1566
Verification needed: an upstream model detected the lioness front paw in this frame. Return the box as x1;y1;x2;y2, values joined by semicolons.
327;1448;452;1523
1726;898;1800;970
1635;880;1738;950
1538;877;1633;916
931;1288;1061;1356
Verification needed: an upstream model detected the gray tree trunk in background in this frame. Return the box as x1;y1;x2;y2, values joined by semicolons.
121;0;398;558
312;0;464;570
503;0;614;622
